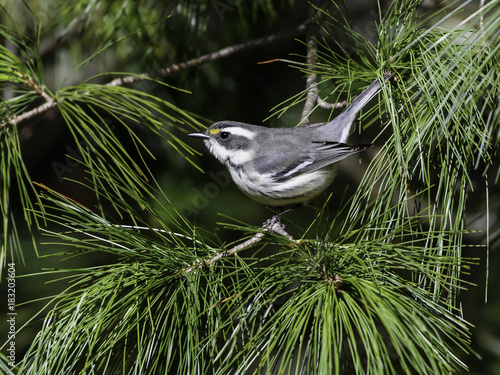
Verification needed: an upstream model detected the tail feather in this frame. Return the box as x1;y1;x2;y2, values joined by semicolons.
344;72;393;119
325;72;393;142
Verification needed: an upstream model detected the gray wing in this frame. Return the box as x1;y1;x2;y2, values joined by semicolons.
254;141;371;182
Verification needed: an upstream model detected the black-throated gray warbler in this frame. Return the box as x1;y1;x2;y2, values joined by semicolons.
189;73;392;207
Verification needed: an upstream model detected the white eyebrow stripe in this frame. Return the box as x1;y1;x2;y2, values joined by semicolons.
224;127;256;139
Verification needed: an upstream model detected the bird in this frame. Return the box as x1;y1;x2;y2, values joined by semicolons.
189;72;392;208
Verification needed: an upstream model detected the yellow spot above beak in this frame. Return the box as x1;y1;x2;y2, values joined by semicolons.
209;128;221;135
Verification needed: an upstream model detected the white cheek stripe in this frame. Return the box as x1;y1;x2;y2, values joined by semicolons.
231;149;254;164
206;141;254;164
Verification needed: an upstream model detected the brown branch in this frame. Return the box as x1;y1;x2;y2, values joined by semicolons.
2;22;308;128
299;35;318;125
2;75;57;128
4;100;57;127
479;0;486;45
318;98;350;110
299;4;348;125
216;215;297;261
182;215;299;274
204;215;298;267
107;22;308;87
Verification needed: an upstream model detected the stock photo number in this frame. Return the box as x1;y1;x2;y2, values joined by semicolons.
6;263;16;368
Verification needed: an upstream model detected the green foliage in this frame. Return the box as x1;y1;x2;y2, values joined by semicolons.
1;0;499;374
0;24;203;265
17;170;474;374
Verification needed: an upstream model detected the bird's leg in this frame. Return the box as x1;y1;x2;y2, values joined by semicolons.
262;203;302;241
261;215;295;241
261;203;303;242
277;203;303;217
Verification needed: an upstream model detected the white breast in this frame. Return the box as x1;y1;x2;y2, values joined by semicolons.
229;165;337;206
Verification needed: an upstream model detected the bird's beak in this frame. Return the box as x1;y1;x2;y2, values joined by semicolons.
188;132;210;140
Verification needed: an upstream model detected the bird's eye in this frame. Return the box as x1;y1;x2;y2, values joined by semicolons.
220;131;230;139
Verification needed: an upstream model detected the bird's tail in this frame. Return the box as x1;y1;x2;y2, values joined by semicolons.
325;72;393;142
344;72;393;118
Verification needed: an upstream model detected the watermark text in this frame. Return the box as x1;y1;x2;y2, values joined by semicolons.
6;263;16;368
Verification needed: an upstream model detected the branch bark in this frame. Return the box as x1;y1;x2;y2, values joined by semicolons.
299;5;349;126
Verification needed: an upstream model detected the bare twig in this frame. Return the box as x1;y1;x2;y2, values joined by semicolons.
2;22;308;128
479;0;486;45
317;98;349;110
299;35;319;125
299;4;349;125
2;75;57;128
182;215;300;273
206;215;298;266
4;100;57;127
299;5;321;126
